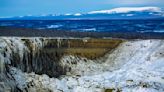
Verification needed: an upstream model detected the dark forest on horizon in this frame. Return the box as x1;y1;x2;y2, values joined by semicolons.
0;26;164;39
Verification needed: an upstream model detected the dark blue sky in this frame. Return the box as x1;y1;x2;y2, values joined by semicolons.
0;0;164;17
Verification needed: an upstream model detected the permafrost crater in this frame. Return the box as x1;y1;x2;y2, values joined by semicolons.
0;37;164;92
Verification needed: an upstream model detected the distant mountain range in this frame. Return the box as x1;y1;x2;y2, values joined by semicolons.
1;7;164;20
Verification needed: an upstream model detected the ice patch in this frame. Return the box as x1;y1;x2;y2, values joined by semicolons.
153;30;164;33
80;28;96;32
126;14;134;16
139;30;164;33
47;25;63;28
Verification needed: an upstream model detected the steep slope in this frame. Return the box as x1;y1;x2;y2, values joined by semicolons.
0;37;122;91
18;40;164;92
0;38;164;92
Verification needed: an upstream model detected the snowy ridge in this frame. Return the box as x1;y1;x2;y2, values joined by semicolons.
88;7;162;14
1;6;163;20
74;13;82;16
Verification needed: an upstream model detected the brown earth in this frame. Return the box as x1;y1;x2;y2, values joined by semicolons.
43;38;123;59
11;38;123;77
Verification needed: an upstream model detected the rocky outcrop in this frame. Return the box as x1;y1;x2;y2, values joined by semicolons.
0;37;122;91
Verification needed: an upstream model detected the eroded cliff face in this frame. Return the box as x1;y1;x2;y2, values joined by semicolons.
0;37;164;92
22;40;164;92
0;37;122;92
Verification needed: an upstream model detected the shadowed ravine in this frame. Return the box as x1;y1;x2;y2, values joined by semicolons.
0;37;164;92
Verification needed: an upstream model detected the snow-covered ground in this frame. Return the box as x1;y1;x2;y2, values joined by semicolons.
7;39;164;92
88;7;162;14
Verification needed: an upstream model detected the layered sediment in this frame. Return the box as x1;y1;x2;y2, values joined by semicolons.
0;37;164;92
0;37;122;92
